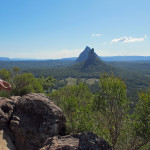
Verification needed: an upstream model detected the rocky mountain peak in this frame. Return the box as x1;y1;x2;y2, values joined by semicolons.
76;46;98;63
88;48;96;60
83;48;103;68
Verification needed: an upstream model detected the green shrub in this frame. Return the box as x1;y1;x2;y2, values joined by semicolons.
13;73;43;96
49;82;94;134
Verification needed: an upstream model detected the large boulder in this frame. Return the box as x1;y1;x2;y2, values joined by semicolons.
10;93;66;150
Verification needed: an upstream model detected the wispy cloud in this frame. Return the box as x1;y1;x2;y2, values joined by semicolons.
91;33;102;37
111;35;147;43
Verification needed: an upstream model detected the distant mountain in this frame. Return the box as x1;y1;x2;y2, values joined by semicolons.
65;49;150;99
1;48;150;62
0;57;10;61
1;49;149;100
60;57;77;61
76;46;99;63
71;47;114;75
76;46;150;62
0;57;44;61
83;48;104;68
101;56;150;61
11;58;41;61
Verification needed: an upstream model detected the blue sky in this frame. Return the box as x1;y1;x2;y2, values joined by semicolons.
0;0;150;59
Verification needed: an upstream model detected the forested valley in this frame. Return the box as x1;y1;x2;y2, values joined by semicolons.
0;48;150;149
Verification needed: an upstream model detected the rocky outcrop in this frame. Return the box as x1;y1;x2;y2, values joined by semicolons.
0;93;111;150
0;97;15;130
41;134;79;150
78;132;112;150
0;93;66;150
0;129;16;150
10;93;66;150
41;132;112;150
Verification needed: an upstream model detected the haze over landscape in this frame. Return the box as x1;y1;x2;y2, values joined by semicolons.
0;0;150;59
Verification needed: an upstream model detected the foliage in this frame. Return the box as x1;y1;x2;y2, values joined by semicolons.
0;91;11;98
38;75;56;93
49;82;94;134
12;67;20;77
0;68;57;97
0;60;149;101
13;73;43;96
93;73;129;149
128;86;150;150
49;73;150;149
135;87;150;139
0;69;11;82
53;79;67;90
0;61;149;149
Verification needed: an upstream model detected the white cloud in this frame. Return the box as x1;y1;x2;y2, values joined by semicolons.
111;35;147;43
91;33;102;37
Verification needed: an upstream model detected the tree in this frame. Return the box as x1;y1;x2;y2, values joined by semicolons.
38;76;56;93
93;73;129;150
0;69;11;82
128;85;150;150
49;82;94;134
12;67;20;77
13;73;43;96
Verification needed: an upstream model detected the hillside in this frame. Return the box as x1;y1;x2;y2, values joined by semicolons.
61;48;150;100
71;48;114;76
0;47;150;100
101;56;150;61
83;48;104;68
